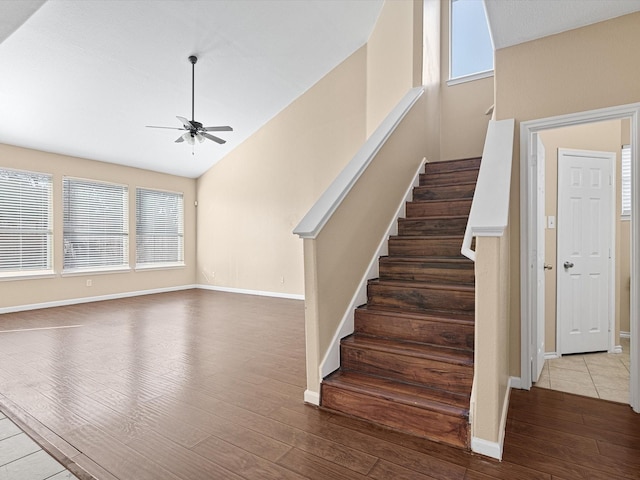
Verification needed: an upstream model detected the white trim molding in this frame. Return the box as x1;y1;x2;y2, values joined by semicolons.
294;87;424;239
0;284;198;315
197;284;304;301
318;159;426;380
519;102;640;414
461;118;514;261
471;376;514;461
544;352;560;360
304;390;320;406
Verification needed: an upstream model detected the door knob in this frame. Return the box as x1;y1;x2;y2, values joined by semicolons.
544;264;553;270
563;261;574;269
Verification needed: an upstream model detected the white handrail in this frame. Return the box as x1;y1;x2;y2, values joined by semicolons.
294;87;424;239
461;119;515;261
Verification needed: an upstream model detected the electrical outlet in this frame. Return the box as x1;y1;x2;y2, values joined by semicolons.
86;279;92;287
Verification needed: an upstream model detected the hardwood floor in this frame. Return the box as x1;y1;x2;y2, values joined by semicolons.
0;290;638;479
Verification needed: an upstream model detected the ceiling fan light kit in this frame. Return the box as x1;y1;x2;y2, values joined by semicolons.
146;55;232;151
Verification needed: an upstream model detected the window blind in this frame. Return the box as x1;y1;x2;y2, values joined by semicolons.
136;188;184;266
622;145;631;218
0;168;53;274
63;177;128;271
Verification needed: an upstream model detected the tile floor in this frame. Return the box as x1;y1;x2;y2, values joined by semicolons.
535;337;631;403
0;410;78;480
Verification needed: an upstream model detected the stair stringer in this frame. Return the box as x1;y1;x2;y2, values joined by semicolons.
317;158;426;388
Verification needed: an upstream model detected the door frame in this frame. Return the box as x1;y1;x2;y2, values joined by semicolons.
555;148;616;356
520;103;640;414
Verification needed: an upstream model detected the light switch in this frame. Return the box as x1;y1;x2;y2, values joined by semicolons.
547;216;556;229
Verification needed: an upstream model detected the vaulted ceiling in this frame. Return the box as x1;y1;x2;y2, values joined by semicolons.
1;0;639;178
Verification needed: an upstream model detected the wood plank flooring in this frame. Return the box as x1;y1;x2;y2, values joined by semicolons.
0;290;638;479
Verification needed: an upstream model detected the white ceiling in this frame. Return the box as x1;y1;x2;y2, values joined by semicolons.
485;0;640;50
0;0;383;178
2;1;640;178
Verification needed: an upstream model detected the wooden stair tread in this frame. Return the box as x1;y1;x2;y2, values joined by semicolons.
379;256;473;266
389;234;464;241
414;181;476;189
369;278;475;293
323;371;470;415
342;335;473;365
357;304;475;326
401;215;468;221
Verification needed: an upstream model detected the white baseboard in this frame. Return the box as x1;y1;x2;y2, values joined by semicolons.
621;331;631;338
509;376;523;389
544;352;560;360
471;436;502;460
0;284;198;315
304;389;320;406
612;345;623;354
318;158;426;381
197;284;304;300
471;376;514;461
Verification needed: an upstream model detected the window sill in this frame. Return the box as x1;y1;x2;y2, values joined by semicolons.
447;70;494;87
62;266;131;277
135;263;185;271
0;270;56;282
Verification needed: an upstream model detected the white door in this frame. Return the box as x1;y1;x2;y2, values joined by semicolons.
533;135;546;382
557;149;614;355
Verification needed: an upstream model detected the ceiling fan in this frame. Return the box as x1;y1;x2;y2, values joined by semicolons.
146;55;232;146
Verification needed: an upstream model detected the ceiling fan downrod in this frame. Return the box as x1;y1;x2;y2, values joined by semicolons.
189;55;197;123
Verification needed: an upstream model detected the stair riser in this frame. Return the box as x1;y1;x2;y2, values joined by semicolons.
379;262;474;284
367;283;474;313
405;200;472;218
321;385;469;448
398;217;467;236
355;309;474;349
340;345;473;394
420;169;478;186
424;158;480;174
413;184;475;201
388;238;464;257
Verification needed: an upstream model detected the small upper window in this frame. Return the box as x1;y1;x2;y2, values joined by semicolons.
450;0;494;83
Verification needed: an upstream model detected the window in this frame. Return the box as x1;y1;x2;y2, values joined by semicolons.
136;188;184;267
0;168;53;276
622;144;631;219
450;0;494;83
63;177;128;272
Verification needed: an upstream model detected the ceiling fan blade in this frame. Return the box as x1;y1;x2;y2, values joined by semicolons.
202;132;226;144
147;125;185;130
176;116;194;130
174;135;185;143
204;126;233;132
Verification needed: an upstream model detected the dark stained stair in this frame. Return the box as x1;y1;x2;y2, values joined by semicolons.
321;157;480;449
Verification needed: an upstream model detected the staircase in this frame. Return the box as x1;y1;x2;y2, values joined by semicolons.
321;157;480;449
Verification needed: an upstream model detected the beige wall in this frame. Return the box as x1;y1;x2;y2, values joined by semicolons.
366;0;423;136
196;47;367;296
540;120;628;351
306;94;428;394
473;232;510;443
494;12;640;375
0;144;197;310
196;0;428;297
439;0;493;161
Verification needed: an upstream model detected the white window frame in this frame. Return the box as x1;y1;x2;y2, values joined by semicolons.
0;167;54;279
135;187;184;269
63;177;129;274
622;144;631;219
448;0;494;86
